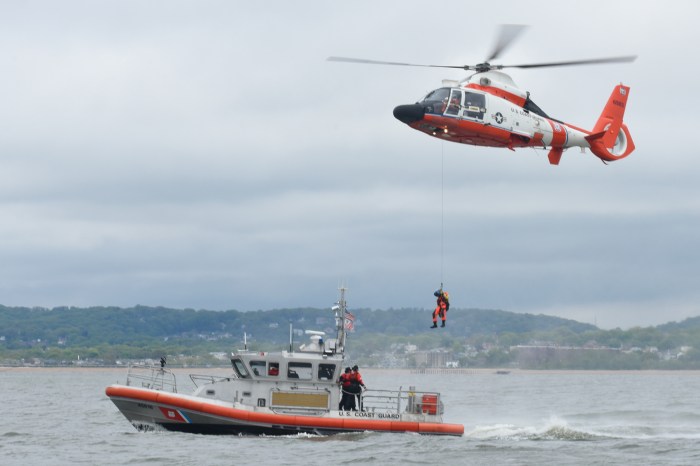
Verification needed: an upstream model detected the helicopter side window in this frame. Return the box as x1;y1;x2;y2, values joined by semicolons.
445;90;462;116
422;88;450;115
463;92;486;120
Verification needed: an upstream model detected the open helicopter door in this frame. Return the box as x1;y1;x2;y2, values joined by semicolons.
461;91;486;121
446;88;487;122
445;89;462;117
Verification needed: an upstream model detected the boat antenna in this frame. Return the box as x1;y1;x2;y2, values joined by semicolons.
334;286;348;355
289;321;293;353
244;332;247;351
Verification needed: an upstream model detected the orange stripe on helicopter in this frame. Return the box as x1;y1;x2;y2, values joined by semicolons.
465;83;527;107
416;114;513;147
548;119;567;147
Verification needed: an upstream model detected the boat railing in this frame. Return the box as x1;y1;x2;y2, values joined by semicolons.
125;363;177;393
189;373;237;388
361;388;443;416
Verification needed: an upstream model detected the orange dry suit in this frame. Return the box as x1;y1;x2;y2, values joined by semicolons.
432;290;450;326
349;370;365;390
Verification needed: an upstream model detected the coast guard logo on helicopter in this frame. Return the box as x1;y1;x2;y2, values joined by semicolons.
493;112;504;124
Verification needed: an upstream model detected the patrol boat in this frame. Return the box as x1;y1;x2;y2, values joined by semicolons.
105;288;464;436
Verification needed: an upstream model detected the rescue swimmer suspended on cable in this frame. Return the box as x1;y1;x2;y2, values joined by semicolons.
431;287;450;329
328;25;637;165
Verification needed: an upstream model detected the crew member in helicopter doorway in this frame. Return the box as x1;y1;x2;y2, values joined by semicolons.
431;288;450;328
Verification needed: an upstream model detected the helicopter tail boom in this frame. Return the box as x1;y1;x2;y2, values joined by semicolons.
586;84;635;162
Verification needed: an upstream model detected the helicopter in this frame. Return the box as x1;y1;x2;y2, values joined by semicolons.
328;25;636;165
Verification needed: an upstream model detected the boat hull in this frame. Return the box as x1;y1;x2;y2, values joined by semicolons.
106;385;464;436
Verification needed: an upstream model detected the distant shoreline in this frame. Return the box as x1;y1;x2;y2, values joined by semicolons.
4;366;700;375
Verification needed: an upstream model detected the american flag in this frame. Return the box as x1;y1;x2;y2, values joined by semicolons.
344;311;355;332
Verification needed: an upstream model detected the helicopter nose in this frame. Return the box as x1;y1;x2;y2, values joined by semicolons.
393;104;425;124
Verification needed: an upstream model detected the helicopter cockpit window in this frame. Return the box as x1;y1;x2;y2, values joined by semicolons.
445;90;462;116
463;92;486;120
421;88;451;115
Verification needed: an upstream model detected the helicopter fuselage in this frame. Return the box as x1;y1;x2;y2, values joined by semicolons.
393;71;633;164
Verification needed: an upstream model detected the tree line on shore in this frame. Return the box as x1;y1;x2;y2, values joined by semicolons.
2;304;700;369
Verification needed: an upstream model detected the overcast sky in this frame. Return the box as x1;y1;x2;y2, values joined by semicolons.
0;1;698;329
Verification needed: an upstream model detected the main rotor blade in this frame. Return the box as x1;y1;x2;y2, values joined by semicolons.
486;24;528;62
503;55;638;69
327;56;470;70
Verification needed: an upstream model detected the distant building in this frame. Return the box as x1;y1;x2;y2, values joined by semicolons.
413;350;452;368
513;345;619;368
209;352;228;361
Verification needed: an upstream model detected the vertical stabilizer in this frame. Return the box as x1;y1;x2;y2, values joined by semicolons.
586;84;635;162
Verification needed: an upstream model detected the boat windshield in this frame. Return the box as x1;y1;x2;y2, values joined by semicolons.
231;358;250;378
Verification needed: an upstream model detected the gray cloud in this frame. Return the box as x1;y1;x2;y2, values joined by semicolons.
1;1;699;328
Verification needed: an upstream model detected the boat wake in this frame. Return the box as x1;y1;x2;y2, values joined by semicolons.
466;416;607;441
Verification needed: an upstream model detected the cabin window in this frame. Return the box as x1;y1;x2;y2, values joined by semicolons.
250;360;266;376
463;92;485;120
231;358;250;378
318;364;336;381
268;362;279;376
287;362;312;380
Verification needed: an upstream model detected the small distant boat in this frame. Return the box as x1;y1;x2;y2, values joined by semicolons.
495;370;510;375
105;288;464;436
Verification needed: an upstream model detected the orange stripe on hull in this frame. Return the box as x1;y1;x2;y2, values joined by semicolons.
106;385;464;436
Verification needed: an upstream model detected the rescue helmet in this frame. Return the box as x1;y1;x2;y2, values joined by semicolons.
352;365;359;371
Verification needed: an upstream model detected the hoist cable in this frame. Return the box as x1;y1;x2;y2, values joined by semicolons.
440;141;444;290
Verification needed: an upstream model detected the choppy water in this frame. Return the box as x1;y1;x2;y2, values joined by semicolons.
2;368;700;465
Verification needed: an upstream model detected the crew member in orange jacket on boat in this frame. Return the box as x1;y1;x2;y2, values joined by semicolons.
338;367;354;411
349;365;366;411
